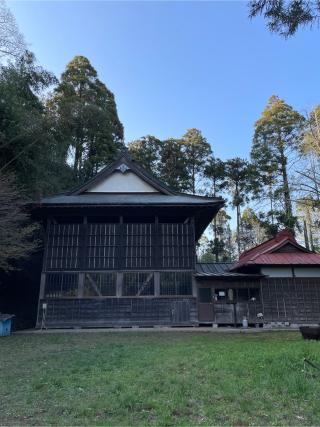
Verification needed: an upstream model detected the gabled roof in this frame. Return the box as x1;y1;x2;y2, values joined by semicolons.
35;151;224;240
231;230;320;270
38;151;224;209
69;151;174;195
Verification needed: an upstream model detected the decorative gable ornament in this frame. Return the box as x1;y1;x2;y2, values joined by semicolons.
116;163;130;174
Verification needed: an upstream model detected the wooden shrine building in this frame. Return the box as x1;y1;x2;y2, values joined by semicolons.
34;153;320;328
34;152;224;328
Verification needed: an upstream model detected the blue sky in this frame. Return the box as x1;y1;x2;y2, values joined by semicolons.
9;0;320;160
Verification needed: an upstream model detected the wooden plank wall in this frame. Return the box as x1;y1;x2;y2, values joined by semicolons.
37;297;198;328
45;223;195;270
261;278;320;323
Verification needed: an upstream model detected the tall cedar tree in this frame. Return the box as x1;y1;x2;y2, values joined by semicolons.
0;51;70;198
128;136;162;174
224;158;257;254
0;172;39;272
50;56;124;182
204;157;228;260
197;210;235;262
128;129;212;193
251;95;305;232
182;128;212;194
249;0;320;37
158;138;190;192
209;209;234;262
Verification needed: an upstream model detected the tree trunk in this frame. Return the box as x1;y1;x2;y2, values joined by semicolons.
303;219;310;250
278;142;293;228
213;216;218;262
236;203;241;255
192;164;195;195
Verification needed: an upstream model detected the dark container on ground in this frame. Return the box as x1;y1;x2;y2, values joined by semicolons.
300;326;320;340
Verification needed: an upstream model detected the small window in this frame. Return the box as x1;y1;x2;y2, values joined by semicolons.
45;273;78;298
214;289;226;301
199;288;211;303
160;272;193;296
84;273;116;296
123;272;154;296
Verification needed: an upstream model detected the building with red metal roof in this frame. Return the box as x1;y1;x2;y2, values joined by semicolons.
196;230;320;327
232;229;320;271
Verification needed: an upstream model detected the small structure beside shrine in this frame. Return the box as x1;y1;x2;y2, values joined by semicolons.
197;230;320;326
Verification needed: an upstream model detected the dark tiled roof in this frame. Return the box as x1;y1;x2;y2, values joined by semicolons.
38;193;223;207
195;263;262;278
196;262;234;274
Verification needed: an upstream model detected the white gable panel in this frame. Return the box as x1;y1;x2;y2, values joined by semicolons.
87;171;159;193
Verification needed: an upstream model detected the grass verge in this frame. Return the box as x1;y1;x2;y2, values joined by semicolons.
0;331;320;426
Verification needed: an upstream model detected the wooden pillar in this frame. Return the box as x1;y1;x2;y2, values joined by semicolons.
154;272;160;296
192;275;198;297
116;272;123;297
36;272;47;328
191;216;196;266
39;273;46;300
78;272;84;297
154;216;160;269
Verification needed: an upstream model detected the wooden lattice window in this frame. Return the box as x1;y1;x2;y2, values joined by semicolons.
123;272;154;296
84;272;117;296
45;273;78;298
160;224;194;268
46;224;81;270
86;224;118;269
160;272;193;296
124;224;154;269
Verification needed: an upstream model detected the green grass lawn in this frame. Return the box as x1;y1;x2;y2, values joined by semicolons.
1;331;320;426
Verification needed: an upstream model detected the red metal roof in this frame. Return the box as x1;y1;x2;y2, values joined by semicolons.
231;230;320;270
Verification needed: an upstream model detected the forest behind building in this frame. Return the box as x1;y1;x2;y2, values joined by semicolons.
1;0;320;273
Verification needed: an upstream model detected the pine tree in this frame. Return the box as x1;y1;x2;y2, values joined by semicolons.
159;138;190;192
50;56;124;182
251;95;305;231
128;135;161;174
249;0;320;37
224;158;257;254
209;209;235;261
204;157;226;197
182;128;212;194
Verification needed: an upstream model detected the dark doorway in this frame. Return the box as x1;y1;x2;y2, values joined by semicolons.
213;287;261;325
198;288;214;322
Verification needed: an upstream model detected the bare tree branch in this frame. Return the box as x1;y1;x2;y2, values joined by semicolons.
0;0;25;62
